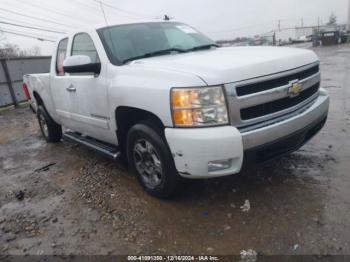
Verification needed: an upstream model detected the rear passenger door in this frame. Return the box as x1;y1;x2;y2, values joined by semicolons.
64;32;111;142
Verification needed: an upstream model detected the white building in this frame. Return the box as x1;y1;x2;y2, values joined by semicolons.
275;27;313;42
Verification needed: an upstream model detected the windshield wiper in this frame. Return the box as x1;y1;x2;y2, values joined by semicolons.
185;44;219;52
122;48;187;64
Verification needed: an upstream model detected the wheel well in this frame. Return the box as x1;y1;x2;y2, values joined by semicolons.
32;92;56;123
115;106;165;160
33;92;44;107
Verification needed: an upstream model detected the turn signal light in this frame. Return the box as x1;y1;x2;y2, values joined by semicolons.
173;110;194;126
171;86;228;127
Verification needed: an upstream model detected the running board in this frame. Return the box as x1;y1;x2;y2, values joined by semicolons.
63;131;121;160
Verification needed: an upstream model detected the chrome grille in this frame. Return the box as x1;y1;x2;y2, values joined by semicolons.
240;82;320;120
225;62;321;129
236;65;319;96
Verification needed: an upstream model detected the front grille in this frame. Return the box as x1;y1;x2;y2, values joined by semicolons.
236;65;319;97
240;83;320;120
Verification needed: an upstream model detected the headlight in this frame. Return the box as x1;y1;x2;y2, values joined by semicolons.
171;86;229;127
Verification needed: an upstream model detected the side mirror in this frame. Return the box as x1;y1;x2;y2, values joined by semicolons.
63;55;101;75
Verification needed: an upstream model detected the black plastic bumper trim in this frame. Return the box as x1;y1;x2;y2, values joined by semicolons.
242;114;327;168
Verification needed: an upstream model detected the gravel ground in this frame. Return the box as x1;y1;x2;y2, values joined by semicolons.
0;43;350;257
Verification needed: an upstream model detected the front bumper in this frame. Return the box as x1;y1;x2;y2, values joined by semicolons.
165;126;244;179
165;90;329;179
240;89;329;150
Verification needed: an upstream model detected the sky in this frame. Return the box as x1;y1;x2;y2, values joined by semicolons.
0;0;349;55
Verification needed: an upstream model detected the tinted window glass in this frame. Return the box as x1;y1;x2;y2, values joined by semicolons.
56;38;68;76
98;22;216;65
71;33;100;63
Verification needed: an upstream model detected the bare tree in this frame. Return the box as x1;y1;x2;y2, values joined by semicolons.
0;43;21;58
0;30;42;57
29;46;42;56
327;13;338;25
0;43;42;58
19;46;42;56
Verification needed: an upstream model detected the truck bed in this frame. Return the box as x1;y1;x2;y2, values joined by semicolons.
23;73;50;112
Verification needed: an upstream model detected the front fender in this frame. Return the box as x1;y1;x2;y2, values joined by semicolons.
107;65;207;130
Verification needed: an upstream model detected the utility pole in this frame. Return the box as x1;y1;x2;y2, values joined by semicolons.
278;20;281;31
348;0;350;31
314;17;321;47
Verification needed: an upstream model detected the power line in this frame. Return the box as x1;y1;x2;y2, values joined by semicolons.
11;0;96;25
0;7;71;28
98;0;117;54
0;29;56;42
0;15;67;33
0;26;58;40
208;16;326;36
66;0;108;21
0;21;66;34
209;21;281;35
75;0;142;19
70;0;113;19
91;0;157;19
91;0;138;18
67;0;113;21
99;0;110;25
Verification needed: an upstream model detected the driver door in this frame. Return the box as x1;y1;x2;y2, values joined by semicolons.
64;32;112;142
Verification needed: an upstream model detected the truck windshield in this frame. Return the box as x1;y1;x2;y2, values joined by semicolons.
97;22;217;65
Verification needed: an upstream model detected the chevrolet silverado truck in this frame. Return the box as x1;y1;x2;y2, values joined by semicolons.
23;20;330;198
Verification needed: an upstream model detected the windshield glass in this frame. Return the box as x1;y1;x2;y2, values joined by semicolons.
97;22;216;65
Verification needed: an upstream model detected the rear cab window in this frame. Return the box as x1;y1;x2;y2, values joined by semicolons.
56;38;68;76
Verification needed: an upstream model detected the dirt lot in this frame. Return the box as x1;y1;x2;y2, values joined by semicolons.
1;44;350;257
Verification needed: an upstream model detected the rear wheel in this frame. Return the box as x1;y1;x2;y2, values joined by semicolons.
127;122;181;199
37;106;62;143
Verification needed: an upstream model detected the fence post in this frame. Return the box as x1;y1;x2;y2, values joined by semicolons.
0;59;18;107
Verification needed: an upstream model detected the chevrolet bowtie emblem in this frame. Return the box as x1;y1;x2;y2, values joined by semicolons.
288;81;303;97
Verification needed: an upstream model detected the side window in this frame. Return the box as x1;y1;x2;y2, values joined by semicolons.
56;38;68;76
71;33;100;63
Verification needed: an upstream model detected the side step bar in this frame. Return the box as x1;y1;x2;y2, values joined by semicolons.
63;131;121;160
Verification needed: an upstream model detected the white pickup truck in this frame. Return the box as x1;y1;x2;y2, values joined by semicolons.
23;20;329;198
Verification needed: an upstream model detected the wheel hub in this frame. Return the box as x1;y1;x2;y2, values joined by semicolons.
133;139;163;188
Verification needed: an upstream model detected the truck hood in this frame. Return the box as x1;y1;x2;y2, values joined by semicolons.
131;46;319;85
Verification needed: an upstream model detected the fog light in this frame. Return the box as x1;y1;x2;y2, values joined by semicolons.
208;159;232;172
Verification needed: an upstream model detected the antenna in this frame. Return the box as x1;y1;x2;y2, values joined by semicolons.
99;0;110;27
98;0;117;57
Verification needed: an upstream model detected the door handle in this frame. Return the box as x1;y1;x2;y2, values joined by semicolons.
66;85;76;92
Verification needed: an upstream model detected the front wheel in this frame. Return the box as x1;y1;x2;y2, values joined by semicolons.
37;106;62;143
127;122;181;199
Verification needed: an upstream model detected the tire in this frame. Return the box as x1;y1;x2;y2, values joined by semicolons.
127;122;181;199
37;106;62;143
